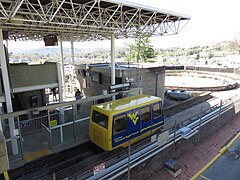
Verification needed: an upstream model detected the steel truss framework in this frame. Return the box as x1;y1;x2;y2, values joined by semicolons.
0;0;191;41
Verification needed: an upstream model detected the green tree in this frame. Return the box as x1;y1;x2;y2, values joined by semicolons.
196;53;200;60
125;35;157;62
208;52;214;59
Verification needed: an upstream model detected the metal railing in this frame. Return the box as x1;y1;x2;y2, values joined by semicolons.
1;88;142;163
41;123;52;149
50;117;90;148
20;114;50;135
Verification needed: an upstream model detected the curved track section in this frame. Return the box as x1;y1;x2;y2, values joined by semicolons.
165;72;237;91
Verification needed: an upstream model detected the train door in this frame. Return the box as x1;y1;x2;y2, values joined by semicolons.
112;112;128;148
140;105;152;134
152;101;164;128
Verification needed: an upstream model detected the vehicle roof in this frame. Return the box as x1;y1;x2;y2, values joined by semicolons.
92;94;161;115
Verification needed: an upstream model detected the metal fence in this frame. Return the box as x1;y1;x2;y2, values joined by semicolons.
186;66;240;74
20;115;49;135
42;123;52;149
0;88;142;163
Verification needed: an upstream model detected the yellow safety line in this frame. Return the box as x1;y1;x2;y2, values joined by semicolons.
3;171;9;180
24;148;51;162
200;175;210;180
191;131;240;180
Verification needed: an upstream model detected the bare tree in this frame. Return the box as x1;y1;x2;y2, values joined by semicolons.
228;36;240;54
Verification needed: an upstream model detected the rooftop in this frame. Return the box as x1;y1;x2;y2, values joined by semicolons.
0;0;190;41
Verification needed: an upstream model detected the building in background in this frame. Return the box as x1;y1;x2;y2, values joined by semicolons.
0;62;59;113
75;63;165;99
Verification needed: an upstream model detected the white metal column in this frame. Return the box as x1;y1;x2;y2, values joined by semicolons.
0;29;18;155
57;62;65;123
70;41;74;93
57;63;63;103
0;119;2;133
71;41;75;64
111;34;116;100
60;40;66;97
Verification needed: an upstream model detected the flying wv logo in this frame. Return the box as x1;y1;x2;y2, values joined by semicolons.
128;111;139;126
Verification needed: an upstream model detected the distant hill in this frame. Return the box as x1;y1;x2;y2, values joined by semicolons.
8;47;109;55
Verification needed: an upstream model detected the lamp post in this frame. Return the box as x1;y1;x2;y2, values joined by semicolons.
128;140;131;180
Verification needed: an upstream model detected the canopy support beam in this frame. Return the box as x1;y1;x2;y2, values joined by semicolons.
60;40;66;97
0;29;18;155
111;34;116;100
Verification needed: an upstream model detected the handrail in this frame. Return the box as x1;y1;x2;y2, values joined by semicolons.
50;121;73;130
76;117;90;123
0;88;142;119
50;117;90;130
41;123;51;134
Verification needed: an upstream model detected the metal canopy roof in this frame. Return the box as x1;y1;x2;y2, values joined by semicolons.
0;0;191;41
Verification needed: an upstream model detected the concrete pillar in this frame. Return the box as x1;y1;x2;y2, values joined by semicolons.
111;34;116;100
155;72;165;100
0;29;18;155
60;40;66;97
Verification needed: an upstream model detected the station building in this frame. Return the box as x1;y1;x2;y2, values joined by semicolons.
0;62;59;113
76;63;166;99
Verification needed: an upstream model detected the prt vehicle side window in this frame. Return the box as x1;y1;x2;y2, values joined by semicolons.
92;110;108;129
153;102;162;119
113;114;127;135
141;106;151;124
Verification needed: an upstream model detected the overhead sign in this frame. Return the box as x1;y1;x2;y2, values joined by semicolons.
109;82;131;92
93;163;106;175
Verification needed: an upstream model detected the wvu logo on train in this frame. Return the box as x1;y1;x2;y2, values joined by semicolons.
128;111;139;126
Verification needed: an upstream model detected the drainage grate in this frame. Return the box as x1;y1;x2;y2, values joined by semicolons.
225;150;240;160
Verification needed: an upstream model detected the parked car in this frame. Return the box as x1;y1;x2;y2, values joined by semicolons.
165;90;190;101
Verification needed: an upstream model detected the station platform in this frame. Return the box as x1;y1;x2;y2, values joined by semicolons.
195;132;240;180
8;92;90;169
152;111;240;180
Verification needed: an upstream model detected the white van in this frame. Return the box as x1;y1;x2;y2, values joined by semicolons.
222;55;240;69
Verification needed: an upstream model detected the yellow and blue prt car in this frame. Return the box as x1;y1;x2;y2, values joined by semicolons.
89;94;164;151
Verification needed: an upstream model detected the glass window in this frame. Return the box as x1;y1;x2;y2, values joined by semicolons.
141;106;151;124
92;110;108;129
153;102;162;119
114;114;127;134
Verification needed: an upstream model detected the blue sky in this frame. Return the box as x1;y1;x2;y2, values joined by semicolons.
8;0;240;50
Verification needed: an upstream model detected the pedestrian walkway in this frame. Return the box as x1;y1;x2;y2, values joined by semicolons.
153;113;240;180
194;133;240;180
